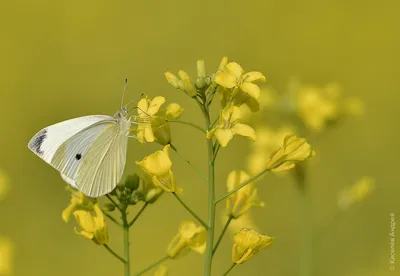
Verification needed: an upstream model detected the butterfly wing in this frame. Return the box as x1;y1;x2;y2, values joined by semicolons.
28;115;113;164
74;125;129;197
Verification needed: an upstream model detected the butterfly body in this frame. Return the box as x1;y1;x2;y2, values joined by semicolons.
28;107;132;197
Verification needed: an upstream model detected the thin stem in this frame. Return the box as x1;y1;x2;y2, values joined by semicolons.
103;244;126;264
170;143;208;182
106;195;122;212
222;263;237;276
172;192;208;229
122;213;131;276
134;255;170;276
212;143;221;163
203;102;216;276
212;216;233;256
215;168;270;204
211;115;220;128
102;209;122;227
128;202;148;227
167;119;207;134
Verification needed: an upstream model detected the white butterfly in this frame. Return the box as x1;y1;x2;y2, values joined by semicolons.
28;85;135;197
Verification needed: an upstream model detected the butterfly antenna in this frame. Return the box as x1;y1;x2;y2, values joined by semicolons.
120;78;128;109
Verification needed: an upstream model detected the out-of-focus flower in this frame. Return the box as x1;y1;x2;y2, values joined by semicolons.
226;171;264;219
338;177;375;210
136;172;164;203
207;105;256;147
247;127;294;174
265;135;315;172
73;204;109;245
154;265;168;276
62;186;97;223
167;220;206;258
0;169;9;201
136;145;177;193
0;237;13;275
232;228;274;264
136;96;166;143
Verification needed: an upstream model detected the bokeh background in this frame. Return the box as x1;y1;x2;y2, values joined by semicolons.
1;0;399;275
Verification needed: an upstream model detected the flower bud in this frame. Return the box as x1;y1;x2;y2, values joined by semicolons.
125;174;140;191
165;72;180;89
178;70;197;97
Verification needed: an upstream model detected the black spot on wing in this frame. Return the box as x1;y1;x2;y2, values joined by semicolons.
75;153;82;160
29;129;47;155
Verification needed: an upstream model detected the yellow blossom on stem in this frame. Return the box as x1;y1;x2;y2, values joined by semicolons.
207;105;256;147
136;96;166;143
73;203;109;245
338;177;375;210
265;135;315;172
215;59;266;110
226;170;264;219
232;228;274;264
167;220;206;259
136;145;177;193
62;186;97;223
152;103;184;145
137;172;164;203
154;265;168;276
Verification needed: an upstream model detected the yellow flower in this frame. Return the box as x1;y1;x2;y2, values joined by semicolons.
0;169;9;201
265;135;315;172
136;96;166;143
207;105;256;147
62;186;97;222
137;172;164;203
136;145;176;193
154;265;168;276
232;228;274;264
152;103;184;145
338;177;375;210
226;171;264;219
167;220;206;259
0;237;13;275
215;59;266;110
247;127;294;174
73;204;109;245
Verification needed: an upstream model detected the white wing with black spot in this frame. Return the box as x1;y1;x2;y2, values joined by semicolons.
28;115;113;164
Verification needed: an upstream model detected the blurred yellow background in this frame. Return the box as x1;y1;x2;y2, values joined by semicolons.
0;0;399;275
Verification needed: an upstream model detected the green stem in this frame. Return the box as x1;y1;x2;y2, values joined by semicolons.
122;212;131;276
202;101;216;275
106;195;122;212
212;216;233;255
212;143;221;163
172;192;208;229
134;255;170;276
215;168;270;204
128;202;148;227
103;244;126;264
102;209;122;227
222;263;236;276
167;119;207;134
170;143;208;182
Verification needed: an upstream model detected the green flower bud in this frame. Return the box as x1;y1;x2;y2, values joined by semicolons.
103;203;115;212
125;174;140;191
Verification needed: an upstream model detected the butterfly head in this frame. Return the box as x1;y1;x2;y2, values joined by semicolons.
114;107;129;119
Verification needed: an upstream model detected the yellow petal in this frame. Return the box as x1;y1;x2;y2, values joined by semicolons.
154;265;169;276
243;71;266;83
218;56;228;72
215;71;238;89
144;125;155;142
239;83;260;99
232;123;256;141
148;96;166;116
136;150;172;176
215;129;234;147
226;62;243;79
138;98;149;116
166;103;184;120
